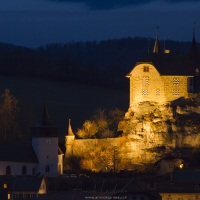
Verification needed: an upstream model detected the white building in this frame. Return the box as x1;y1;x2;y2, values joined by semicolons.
0;104;64;177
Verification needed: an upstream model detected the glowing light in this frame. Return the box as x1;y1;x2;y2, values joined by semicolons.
164;49;170;53
179;163;183;169
3;183;7;188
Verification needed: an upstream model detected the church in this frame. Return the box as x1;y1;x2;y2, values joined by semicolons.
0;103;64;178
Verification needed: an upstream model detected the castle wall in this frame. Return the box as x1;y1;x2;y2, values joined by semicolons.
162;76;190;101
128;63;166;107
128;63;192;108
65;134;174;172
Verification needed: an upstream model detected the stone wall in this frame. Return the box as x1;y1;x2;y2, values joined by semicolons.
162;76;189;101
127;63;191;107
65;99;200;173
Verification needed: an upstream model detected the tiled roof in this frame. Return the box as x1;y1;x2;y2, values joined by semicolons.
0;142;38;163
138;53;200;76
0;175;44;192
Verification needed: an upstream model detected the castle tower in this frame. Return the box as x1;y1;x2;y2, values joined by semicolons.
65;119;75;157
153;27;160;53
31;103;59;177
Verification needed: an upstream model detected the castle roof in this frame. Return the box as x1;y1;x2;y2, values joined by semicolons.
138;52;198;76
134;27;200;76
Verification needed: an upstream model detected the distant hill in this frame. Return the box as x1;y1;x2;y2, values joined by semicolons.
0;37;198;89
0;76;129;141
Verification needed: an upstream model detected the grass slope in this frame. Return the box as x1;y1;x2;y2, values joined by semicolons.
0;76;129;139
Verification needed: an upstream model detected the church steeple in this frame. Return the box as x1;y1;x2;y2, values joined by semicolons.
31;102;58;137
153;27;160;53
40;103;52;127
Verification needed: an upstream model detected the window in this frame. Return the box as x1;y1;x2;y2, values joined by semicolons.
6;166;11;175
143;66;149;72
173;90;180;95
32;167;35;175
156;89;160;95
173;78;180;85
22;165;27;175
143;76;149;86
8;193;11;199
46;165;50;173
142;89;148;95
3;183;7;188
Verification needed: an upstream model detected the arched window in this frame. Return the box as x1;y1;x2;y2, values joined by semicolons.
22;165;27;175
45;165;50;173
6;166;11;175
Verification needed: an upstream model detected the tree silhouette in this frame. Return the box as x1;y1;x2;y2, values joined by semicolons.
0;89;20;141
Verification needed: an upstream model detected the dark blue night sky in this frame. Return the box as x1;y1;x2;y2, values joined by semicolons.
0;0;200;47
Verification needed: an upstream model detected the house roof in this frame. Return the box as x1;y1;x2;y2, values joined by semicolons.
138;53;199;76
155;181;200;193
173;170;200;184
118;179;161;199
58;146;64;155
0;142;38;163
0;175;44;192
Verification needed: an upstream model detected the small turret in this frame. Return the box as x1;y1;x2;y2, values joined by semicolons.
67;119;74;137
65;119;75;157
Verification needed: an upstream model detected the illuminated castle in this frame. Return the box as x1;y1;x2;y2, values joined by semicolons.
126;30;199;107
64;31;200;172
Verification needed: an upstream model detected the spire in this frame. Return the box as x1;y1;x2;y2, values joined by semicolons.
40;103;52;126
153;27;160;53
190;23;199;61
67;119;74;136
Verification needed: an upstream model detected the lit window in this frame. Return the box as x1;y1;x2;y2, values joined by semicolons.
142;89;148;95
156;89;160;95
8;193;11;199
173;90;179;95
4;183;7;188
143;66;149;72
143;76;149;86
173;78;180;85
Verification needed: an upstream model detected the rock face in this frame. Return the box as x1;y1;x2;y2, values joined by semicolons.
118;97;200;164
65;97;200;173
